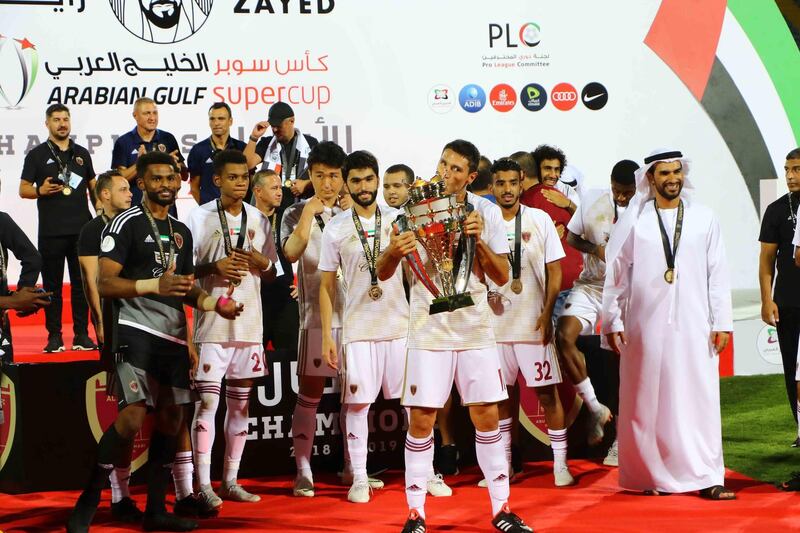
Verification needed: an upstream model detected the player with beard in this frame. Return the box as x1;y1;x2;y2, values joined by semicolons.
66;151;243;533
483;159;572;487
555;160;638;462
185;150;278;511
318;151;451;503
378;140;532;533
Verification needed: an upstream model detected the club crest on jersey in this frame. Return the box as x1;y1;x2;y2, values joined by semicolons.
313;358;322;368
203;364;211;373
75;156;84;166
350;384;358;394
157;144;166;153
410;385;417;395
248;228;256;241
522;232;531;242
129;380;139;393
174;233;184;249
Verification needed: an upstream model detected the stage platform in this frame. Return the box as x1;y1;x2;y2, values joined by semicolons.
0;462;794;532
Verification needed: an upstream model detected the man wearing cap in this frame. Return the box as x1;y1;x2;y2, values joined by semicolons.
243;102;318;209
602;149;734;500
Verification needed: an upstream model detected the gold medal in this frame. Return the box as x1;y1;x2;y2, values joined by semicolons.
511;278;522;294
230;277;242;287
368;285;383;300
284;179;292;188
664;268;674;284
62;186;72;196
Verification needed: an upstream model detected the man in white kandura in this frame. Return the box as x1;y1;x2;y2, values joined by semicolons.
186;150;278;510
484;158;571;487
602;148;734;500
318;150;451;504
378;140;533;533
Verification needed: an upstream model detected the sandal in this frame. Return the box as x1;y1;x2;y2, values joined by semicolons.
698;485;735;500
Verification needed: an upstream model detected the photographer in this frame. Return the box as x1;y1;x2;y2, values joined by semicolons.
19;103;96;353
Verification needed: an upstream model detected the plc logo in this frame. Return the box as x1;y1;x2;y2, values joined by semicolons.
489;84;516;112
428;84;454;114
458;84;486;113
0;36;39;109
110;0;213;44
489;22;541;48
520;83;547;112
551;83;577;111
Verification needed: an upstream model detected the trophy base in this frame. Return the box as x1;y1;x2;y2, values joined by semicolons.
429;293;474;314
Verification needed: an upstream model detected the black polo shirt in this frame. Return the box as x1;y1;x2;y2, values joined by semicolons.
187;136;247;204
759;193;800;308
111;127;183;206
20;140;95;238
77;215;109;257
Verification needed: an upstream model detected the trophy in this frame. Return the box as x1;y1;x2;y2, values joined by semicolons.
395;175;476;314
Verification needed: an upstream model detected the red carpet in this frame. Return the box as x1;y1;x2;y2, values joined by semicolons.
0;461;795;532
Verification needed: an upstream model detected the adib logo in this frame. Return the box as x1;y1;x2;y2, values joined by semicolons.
0;35;39;109
109;0;213;44
458;84;486;113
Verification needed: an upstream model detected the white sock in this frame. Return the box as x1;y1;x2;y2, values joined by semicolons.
340;402;351;468
345;403;370;483
405;431;433;519
292;394;320;478
499;418;513;473
109;465;131;504
223;386;251;483
192;382;221;487
796;399;800;439
172;451;194;500
575;377;602;414
548;428;568;470
476;428;509;517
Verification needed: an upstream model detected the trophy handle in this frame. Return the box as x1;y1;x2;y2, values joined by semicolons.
452;201;475;294
393;217;441;298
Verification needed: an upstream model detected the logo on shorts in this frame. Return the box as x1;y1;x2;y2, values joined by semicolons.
410;385;417;395
313;358;322;368
295;433;308;440
493;473;508;482
203;364;211;373
350;384;358;394
522;232;530;242
174;233;184;249
347;432;358;440
129;380;139;392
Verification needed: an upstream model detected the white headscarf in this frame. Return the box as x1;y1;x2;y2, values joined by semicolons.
605;148;693;266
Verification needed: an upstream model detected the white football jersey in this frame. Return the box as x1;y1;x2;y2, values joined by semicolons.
187;201;278;343
489;206;564;342
567;189;625;289
407;192;510;351
319;205;409;344
281;201;344;330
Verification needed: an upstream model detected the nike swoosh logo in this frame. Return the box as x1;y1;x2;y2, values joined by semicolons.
583;93;605;102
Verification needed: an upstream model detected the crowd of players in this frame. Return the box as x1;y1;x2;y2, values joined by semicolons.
8;98;792;532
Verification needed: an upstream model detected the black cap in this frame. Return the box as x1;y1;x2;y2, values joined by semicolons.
268;102;294;126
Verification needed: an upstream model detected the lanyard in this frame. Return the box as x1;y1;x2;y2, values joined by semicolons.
46;140;70;178
789;193;797;231
351;207;382;288
141;203;175;274
314;214;326;232
508;206;522;282
216;200;248;254
269;212;280;249
654;199;684;282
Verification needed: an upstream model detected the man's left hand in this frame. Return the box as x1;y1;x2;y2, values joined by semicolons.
535;314;553;345
216;285;244;319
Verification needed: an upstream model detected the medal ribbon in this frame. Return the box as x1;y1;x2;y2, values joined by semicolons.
508;206;522;283
654;199;684;276
141;203;175;274
351;207;381;289
216;199;248;254
46;140;71;182
789;193;797;231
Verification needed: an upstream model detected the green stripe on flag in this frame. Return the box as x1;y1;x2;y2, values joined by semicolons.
727;0;800;144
